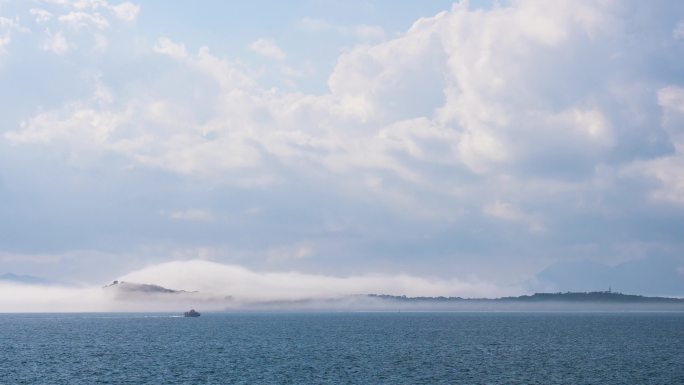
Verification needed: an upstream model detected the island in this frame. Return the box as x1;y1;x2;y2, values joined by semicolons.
358;291;684;311
368;290;684;304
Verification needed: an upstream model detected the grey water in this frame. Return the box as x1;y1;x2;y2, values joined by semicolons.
1;312;682;384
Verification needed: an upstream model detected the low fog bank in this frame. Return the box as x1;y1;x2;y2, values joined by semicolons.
1;260;682;312
0;259;515;312
235;294;684;312
0;283;108;313
3;282;681;313
118;260;515;301
0;282;233;313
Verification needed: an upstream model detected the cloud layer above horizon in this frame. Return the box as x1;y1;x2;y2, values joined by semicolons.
0;0;683;298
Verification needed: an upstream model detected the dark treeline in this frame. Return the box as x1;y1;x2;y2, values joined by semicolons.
368;291;684;303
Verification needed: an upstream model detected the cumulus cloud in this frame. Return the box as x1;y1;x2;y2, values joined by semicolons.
5;99;121;143
24;0;140;54
6;2;683;219
108;1;139;22
1;1;683;291
8;2;682;206
249;37;286;61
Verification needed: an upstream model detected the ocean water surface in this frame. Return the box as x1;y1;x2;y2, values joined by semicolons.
1;312;682;384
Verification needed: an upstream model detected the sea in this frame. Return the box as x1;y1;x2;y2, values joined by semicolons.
1;312;682;384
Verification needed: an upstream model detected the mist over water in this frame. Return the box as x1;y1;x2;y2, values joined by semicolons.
0;259;522;312
1;259;681;313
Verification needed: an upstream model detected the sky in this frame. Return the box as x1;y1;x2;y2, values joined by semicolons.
0;0;683;304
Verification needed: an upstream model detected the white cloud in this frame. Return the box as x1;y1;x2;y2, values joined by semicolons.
4;0;683;276
549;108;614;146
45;0;108;10
10;1;682;219
59;11;110;29
249;37;286;61
45;0;140;19
627;155;684;206
5;99;122;144
153;37;187;59
0;16;21;54
42;30;69;54
30;8;53;23
12;2;672;188
108;1;139;22
621;86;684;206
29;1;139;53
4;74;263;177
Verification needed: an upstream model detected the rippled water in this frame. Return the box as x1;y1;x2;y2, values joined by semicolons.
1;312;682;384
